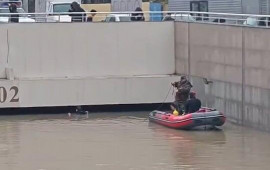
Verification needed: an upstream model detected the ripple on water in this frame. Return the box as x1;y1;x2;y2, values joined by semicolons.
0;113;270;170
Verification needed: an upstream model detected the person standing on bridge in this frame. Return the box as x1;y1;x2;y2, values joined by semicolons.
87;9;97;22
69;2;86;22
9;3;19;23
131;7;145;21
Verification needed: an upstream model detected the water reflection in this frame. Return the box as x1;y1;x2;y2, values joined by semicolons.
0;121;21;170
149;122;226;169
0;112;269;170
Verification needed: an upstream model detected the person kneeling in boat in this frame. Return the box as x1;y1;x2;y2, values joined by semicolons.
185;92;201;114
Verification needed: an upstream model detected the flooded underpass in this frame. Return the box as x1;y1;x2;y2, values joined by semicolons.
0;111;270;170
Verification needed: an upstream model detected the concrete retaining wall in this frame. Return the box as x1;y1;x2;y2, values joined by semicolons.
2;22;174;79
0;27;8;79
0;75;178;108
0;22;177;108
1;21;270;131
175;22;270;131
244;28;270;130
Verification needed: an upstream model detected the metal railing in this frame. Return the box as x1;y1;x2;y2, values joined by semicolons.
1;11;270;28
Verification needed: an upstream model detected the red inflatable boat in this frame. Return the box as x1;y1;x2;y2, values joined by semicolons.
149;108;226;130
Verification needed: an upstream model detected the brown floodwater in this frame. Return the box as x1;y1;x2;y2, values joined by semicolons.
0;111;270;170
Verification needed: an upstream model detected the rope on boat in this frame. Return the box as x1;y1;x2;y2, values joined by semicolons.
155;85;173;110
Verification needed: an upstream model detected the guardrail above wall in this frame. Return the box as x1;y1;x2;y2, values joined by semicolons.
1;11;270;28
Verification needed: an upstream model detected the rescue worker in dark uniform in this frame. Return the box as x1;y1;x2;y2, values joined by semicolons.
185;91;201;114
171;76;193;114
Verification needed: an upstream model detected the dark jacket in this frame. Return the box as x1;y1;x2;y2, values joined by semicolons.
185;98;201;113
87;16;93;22
173;79;193;102
131;7;145;21
9;4;19;23
174;79;193;92
69;2;86;22
175;90;189;102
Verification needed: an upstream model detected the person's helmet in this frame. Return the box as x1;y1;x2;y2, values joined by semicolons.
180;76;187;81
190;91;196;98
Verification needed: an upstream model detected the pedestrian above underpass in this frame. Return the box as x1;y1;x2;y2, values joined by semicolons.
131;7;145;21
69;1;86;22
87;9;97;22
9;3;19;23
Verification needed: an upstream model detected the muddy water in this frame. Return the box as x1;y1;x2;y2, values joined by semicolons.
0;112;270;170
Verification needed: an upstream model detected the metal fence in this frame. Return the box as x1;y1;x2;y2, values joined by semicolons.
1;11;270;28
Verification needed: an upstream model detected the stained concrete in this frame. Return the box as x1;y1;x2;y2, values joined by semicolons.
175;22;270;131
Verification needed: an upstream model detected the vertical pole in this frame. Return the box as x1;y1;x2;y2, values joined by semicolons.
241;27;246;125
241;0;243;14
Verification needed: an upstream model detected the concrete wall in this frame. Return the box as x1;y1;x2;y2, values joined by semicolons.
244;28;270;130
0;27;8;79
175;22;189;75
188;23;243;123
1;22;174;79
175;22;270;131
0;22;177;108
0;75;178;108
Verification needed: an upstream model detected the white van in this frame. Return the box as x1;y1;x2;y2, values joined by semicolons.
46;0;81;22
162;13;196;22
0;7;35;23
105;14;131;22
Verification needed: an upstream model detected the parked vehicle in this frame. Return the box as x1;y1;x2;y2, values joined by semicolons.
105;14;131;22
162;13;196;22
0;7;35;23
34;0;81;22
243;17;270;27
46;2;74;22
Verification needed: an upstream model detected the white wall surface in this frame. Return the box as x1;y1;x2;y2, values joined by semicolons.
0;22;176;108
0;75;179;108
0;27;7;79
1;22;175;79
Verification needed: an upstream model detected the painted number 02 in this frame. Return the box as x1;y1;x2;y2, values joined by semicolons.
0;86;19;103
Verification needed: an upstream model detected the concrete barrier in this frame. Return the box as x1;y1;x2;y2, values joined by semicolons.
189;23;243;84
1;22;174;79
244;28;270;130
175;22;189;75
0;22;177;108
175;22;270;131
0;75;178;108
0;28;7;79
